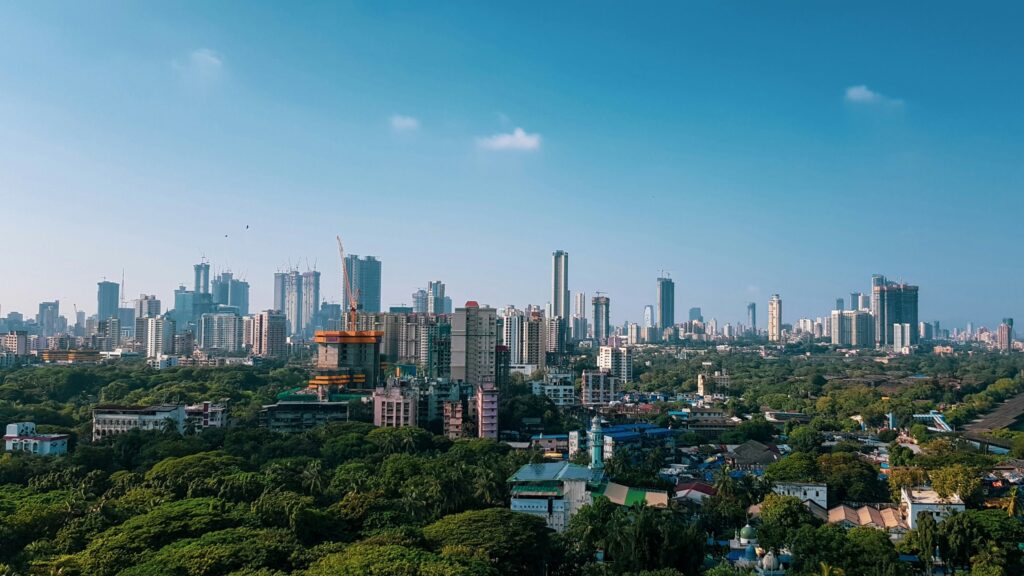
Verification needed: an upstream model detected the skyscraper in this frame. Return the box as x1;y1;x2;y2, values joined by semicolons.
575;292;586;318
344;255;383;313
199;313;243;352
194;262;210;294
998;319;1014;352
747;302;757;334
279;270;303;336
656;276;675;331
592;295;610;342
871;275;920;348
643;305;655;328
134;294;161;319
688;307;703;323
302;270;321;334
835;298;844;312
145;315;175;357
212;272;250;316
273;272;287;313
427;281;446;315
850;292;862;311
768;294;782;342
551;250;570;320
450;301;497;385
501;307;525;364
37;301;59;337
97;281;120;322
412;289;428;314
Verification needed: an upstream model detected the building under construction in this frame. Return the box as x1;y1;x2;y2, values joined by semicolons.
307;329;386;396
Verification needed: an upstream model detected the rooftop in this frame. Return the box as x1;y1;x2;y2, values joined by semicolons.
903;487;964;505
508;461;594;483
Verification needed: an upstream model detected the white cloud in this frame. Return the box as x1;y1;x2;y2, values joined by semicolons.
476;127;542;151
390;114;420;132
174;48;223;80
844;85;903;106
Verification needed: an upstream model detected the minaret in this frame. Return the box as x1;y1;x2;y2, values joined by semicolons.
588;415;604;471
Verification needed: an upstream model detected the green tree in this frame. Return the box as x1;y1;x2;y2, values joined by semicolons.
422;508;551;576
788;426;823;454
929;464;982;505
758;493;813;551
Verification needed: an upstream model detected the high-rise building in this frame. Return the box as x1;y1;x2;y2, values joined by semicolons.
427;281;447;315
194;262;210;294
344;255;382;314
475;380;499;439
252;310;287;358
145;316;175;357
97;281;120;322
36;301;59;337
768;294;782;342
278;270;303;336
522;312;547;369
199;313;243;352
551;250;570;320
501;307;524;364
893;323;914;352
830;310;874;347
871;275;919;348
581;370;618;405
450;302;497;385
592;295;610;342
998;320;1014;352
575;292;586;318
273;272;287;314
373;385;418;428
212;272;250;316
412;289;428;314
688;307;703;323
642;305;654;329
835;298;844;312
302;270;321;334
134;295;161;319
849;292;862;311
747;302;757;334
598;345;633;382
656;276;675;331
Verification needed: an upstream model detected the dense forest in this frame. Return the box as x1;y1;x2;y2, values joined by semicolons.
2;351;1024;575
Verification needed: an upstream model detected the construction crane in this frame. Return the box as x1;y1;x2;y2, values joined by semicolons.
336;235;360;329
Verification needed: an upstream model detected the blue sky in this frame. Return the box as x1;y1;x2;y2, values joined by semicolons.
1;2;1021;328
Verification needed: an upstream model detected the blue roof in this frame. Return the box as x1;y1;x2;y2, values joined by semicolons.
644;428;676;438
531;434;569;440
605;431;642;441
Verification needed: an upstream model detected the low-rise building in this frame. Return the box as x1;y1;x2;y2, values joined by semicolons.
900;487;965;529
373;385;419;428
91;404;185;441
828;504;906;539
531;433;569;453
4;422;69;455
508;461;594;533
772;482;828;509
184;401;229;429
531;381;576;406
259;400;350;433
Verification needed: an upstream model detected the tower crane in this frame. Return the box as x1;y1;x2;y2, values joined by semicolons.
336;235;360;329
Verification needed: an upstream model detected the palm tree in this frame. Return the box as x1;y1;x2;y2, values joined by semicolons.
301;460;324;496
820;562;846;576
1005;485;1020;518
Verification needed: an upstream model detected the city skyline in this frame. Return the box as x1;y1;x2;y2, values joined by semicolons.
2;3;1023;328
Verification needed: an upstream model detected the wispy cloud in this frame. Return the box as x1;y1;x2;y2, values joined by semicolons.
174;48;224;80
844;85;903;106
477;127;541;151
389;114;420;132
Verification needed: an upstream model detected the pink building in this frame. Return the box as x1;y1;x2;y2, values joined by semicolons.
475;380;498;439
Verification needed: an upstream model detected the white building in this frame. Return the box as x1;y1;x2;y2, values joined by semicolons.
91;404;185;442
900;487;965;530
4;422;69;455
581;370;618;405
531;381;576;406
199;313;243;353
598;346;633;382
773;482;828;510
768;294;782;342
145;316;175;358
509;461;594;532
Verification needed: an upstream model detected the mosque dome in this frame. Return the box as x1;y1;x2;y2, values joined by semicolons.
740;523;757;541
